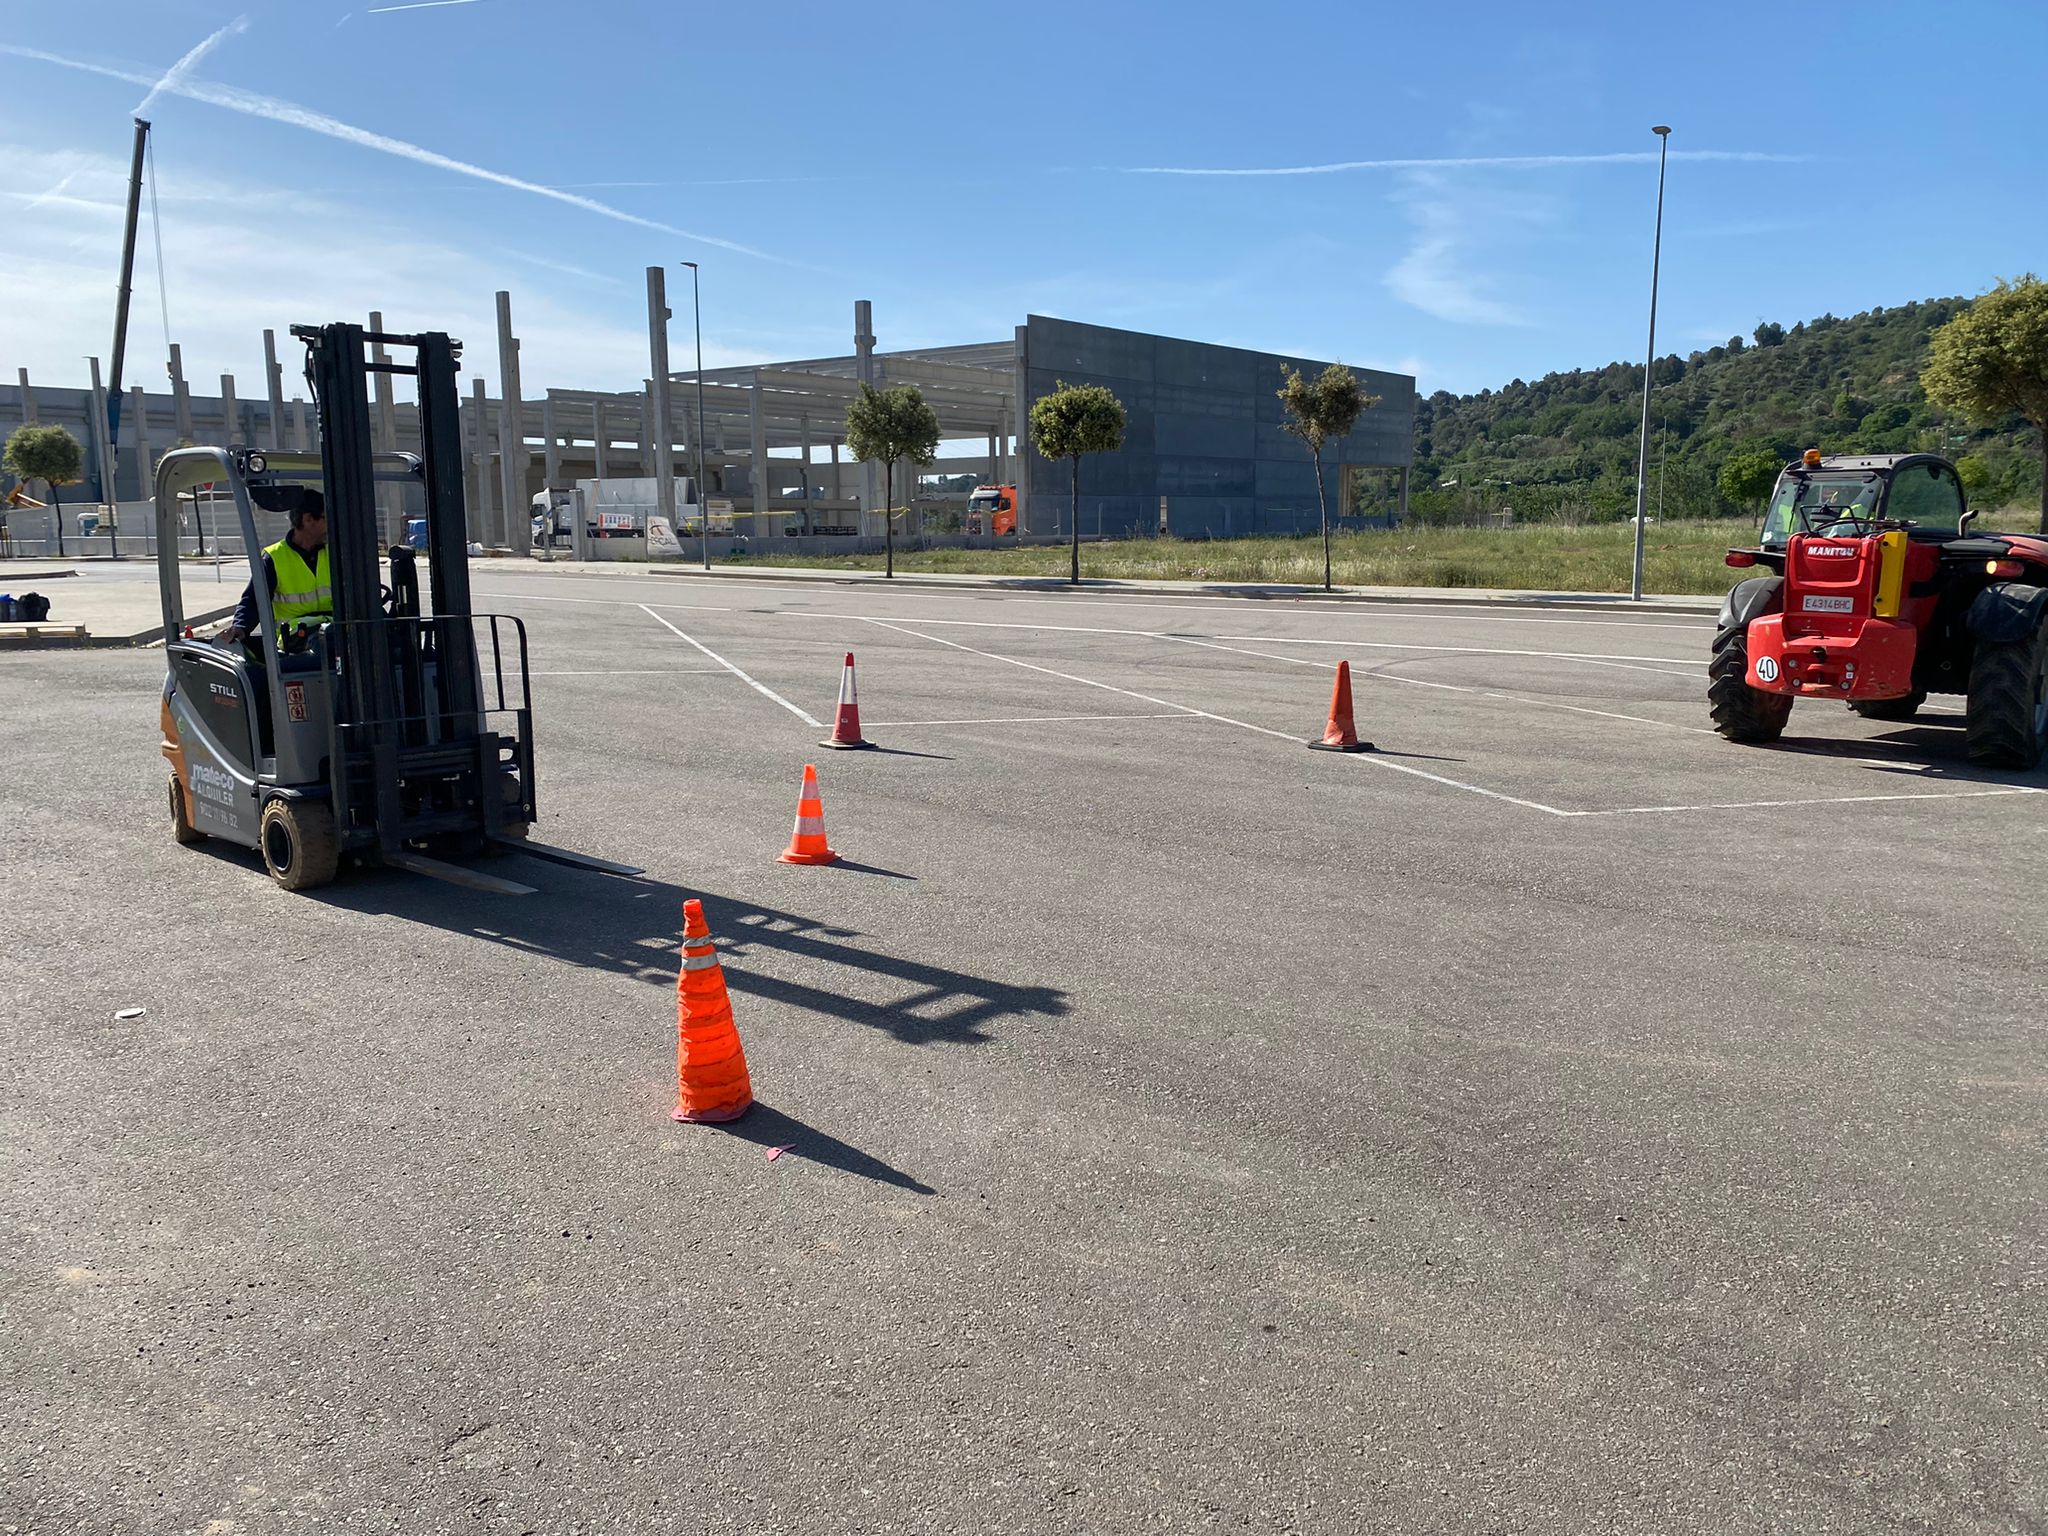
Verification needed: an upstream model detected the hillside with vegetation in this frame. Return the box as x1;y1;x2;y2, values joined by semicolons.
1397;296;2045;524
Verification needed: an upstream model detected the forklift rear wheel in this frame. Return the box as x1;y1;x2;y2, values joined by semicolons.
168;774;205;845
1850;690;1926;722
260;798;341;891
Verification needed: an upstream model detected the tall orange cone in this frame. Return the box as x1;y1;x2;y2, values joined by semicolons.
820;652;874;749
777;763;841;865
1307;660;1376;753
672;898;753;1124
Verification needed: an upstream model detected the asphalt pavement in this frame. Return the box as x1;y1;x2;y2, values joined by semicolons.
3;569;2042;1534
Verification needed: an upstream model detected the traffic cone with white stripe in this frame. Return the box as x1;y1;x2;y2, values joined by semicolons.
820;652;874;749
672;897;753;1124
1308;660;1375;753
777;763;840;865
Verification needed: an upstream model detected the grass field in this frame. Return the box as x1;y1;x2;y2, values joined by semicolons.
727;519;1756;595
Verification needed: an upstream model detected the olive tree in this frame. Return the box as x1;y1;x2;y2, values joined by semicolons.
845;383;941;578
1277;363;1377;590
1924;275;2048;533
3;424;84;556
1028;380;1126;585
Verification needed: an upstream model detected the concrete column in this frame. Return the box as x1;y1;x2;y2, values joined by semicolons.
1397;466;1410;522
542;394;559;494
592;399;607;478
369;312;404;543
749;373;767;534
87;357;115;508
219;373;239;448
829;439;841;500
494;291;523;553
470;376;494;543
129;386;152;497
639;382;656;477
168;345;193;443
855;299;879;526
15;368;35;425
262;329;286;451
1012;324;1032;533
645;267;676;537
292;398;310;453
797;414;812;533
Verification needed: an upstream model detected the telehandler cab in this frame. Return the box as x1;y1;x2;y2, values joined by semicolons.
156;322;641;894
1710;449;2048;768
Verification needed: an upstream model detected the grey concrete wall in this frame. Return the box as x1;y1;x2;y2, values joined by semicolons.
1019;316;1415;540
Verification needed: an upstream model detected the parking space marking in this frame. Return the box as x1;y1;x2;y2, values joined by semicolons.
529;666;733;675
861;616;1574;818
1208;632;1702;672
1160;633;1718;735
865;712;1200;728
1572;786;2046;817
637;604;825;727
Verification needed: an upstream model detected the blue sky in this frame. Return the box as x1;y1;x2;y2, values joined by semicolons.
5;0;2044;402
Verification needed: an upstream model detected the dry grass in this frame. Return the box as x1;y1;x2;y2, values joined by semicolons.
728;520;1753;595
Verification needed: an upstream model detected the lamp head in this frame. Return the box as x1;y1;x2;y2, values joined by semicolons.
1652;125;1671;137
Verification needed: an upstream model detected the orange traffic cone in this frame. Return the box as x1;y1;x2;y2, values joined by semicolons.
777;763;840;865
1307;660;1375;753
820;652;874;749
672;897;753;1124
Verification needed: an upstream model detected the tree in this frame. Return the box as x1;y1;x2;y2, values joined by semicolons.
1754;321;1785;348
1277;363;1378;589
844;383;941;578
1717;448;1782;510
4;424;84;557
1028;380;1126;584
1955;453;1993;497
1924;275;2048;533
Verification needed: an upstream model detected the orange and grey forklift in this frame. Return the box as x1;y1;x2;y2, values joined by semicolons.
156;321;640;895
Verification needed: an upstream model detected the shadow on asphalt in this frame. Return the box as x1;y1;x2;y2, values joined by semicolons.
316;867;1068;1049
1760;722;2048;787
717;1100;936;1195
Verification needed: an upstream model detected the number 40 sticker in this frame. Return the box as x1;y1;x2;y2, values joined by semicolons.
1755;655;1780;684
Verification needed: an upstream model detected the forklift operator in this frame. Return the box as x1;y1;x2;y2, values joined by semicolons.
217;486;330;648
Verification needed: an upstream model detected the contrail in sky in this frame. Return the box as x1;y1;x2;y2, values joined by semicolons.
133;15;249;117
0;43;785;262
367;0;488;13
1123;150;1806;176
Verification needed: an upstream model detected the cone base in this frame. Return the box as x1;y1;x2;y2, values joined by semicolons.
673;1099;752;1124
778;848;841;865
1308;739;1377;753
818;737;876;750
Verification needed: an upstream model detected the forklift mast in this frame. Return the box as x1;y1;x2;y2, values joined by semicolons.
291;323;531;855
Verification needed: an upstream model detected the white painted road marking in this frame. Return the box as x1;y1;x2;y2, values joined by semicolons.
865;712;1200;728
637;604;825;727
861;616;1575;818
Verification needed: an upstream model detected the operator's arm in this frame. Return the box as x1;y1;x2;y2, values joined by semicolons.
217;554;276;645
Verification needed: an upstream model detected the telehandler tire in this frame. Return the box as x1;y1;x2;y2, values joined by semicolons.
1850;690;1927;722
260;797;340;891
1965;620;2048;769
1708;623;1792;743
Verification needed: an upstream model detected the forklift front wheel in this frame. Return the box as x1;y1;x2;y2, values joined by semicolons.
168;773;205;846
260;797;341;892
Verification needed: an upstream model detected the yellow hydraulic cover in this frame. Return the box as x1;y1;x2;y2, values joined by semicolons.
1874;529;1908;617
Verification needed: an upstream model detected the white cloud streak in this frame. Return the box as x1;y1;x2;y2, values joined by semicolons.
1124;150;1806;177
133;14;249;118
0;43;786;263
367;0;487;12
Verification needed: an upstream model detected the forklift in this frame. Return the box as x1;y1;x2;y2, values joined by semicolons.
155;321;640;894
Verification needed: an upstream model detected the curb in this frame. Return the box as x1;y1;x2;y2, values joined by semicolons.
624;563;1720;618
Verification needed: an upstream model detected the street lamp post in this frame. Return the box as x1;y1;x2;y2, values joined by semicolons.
1631;124;1672;602
680;261;710;569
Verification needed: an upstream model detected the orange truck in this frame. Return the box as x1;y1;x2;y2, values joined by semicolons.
965;484;1018;537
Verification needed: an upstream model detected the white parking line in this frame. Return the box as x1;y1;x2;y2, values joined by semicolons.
865;712;1199;728
1572;787;2047;817
636;604;825;728
860;616;1574;817
529;666;731;675
1158;633;1718;735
